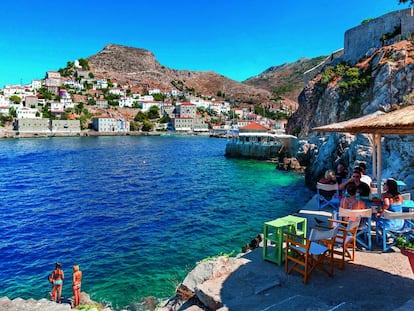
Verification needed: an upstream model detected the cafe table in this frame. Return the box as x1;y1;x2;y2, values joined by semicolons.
263;215;307;265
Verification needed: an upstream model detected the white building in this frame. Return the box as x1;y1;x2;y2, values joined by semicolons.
92;116;130;132
141;101;160;112
118;97;135;108
176;102;196;118
209;102;230;115
148;88;161;95
16;107;39;119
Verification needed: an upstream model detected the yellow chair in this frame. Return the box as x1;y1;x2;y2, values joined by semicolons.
285;226;339;284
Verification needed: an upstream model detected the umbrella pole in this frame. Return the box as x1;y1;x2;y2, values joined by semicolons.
375;134;382;196
371;134;377;180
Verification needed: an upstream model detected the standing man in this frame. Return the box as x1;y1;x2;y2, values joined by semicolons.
72;265;82;308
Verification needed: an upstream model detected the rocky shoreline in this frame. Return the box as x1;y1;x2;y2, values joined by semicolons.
0;293;115;311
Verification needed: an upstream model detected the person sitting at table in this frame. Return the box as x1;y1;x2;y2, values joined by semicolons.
339;170;371;198
340;182;366;221
335;162;348;185
318;169;339;200
376;178;404;230
358;162;373;188
319;169;337;184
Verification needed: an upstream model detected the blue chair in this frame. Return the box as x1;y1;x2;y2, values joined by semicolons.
316;182;340;210
375;210;414;252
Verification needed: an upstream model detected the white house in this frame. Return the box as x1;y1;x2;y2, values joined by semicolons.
140;100;160;112
148;88;161;95
209;102;230;115
16;106;39;119
0;106;10;115
31;80;42;90
51;102;65;113
108;88;125;96
118;97;135;108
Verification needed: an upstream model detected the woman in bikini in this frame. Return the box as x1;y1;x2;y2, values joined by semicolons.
50;262;64;303
72;265;82;308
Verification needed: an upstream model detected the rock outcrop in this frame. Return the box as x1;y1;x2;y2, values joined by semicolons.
0;293;114;311
287;40;414;192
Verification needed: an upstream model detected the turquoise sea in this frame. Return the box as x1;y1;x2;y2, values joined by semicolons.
0;136;313;310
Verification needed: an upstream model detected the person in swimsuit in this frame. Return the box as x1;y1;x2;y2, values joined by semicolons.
50;262;64;303
72;265;82;308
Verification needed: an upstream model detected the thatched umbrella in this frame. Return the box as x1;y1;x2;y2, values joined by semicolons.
312;105;414;194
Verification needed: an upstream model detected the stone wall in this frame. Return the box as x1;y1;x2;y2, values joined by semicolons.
344;9;414;63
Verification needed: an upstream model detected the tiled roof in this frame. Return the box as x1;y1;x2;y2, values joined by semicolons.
239;122;269;132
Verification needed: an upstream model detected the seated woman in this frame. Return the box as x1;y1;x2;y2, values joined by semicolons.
319;169;337;184
318;169;339;200
376;178;404;231
340;182;366;221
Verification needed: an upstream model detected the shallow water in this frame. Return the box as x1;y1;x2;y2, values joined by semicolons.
0;135;313;310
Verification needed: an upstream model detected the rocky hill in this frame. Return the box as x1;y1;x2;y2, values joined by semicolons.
87;44;274;105
243;56;327;102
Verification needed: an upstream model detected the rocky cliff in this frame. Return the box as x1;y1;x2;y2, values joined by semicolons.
287;40;414;190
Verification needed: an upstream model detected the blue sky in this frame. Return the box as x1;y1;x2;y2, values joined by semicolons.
0;0;407;88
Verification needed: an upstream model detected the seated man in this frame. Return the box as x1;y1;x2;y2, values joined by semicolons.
339;170;370;197
358;162;373;187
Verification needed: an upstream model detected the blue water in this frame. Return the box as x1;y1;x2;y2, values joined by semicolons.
0;136;313;310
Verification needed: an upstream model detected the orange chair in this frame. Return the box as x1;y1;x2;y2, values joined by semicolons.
285;226;339;284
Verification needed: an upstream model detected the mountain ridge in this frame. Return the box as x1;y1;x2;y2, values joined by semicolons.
86;43;324;107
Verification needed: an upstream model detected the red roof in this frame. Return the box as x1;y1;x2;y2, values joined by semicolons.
239;122;269;132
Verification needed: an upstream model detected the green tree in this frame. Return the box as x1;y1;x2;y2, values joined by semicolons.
130;121;140;131
159;114;170;123
9;95;21;104
147;105;160;119
152;93;166;101
37;87;53;100
134;111;147;122
142;120;153;131
78;58;90;70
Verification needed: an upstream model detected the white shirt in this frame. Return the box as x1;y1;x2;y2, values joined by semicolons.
360;174;372;187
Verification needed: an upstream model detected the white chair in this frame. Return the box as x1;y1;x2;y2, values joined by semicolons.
316;182;340;210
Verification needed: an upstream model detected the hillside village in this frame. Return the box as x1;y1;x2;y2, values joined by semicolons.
3;8;414;139
0;57;291;138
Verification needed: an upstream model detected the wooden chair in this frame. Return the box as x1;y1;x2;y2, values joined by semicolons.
337;208;373;250
316;182;340;210
329;215;361;269
285;226;339;284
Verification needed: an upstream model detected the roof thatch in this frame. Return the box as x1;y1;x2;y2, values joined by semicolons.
348;105;414;134
312;111;385;133
312;105;414;135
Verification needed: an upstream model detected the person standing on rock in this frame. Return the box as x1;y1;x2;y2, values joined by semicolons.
50;262;64;303
72;265;82;308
